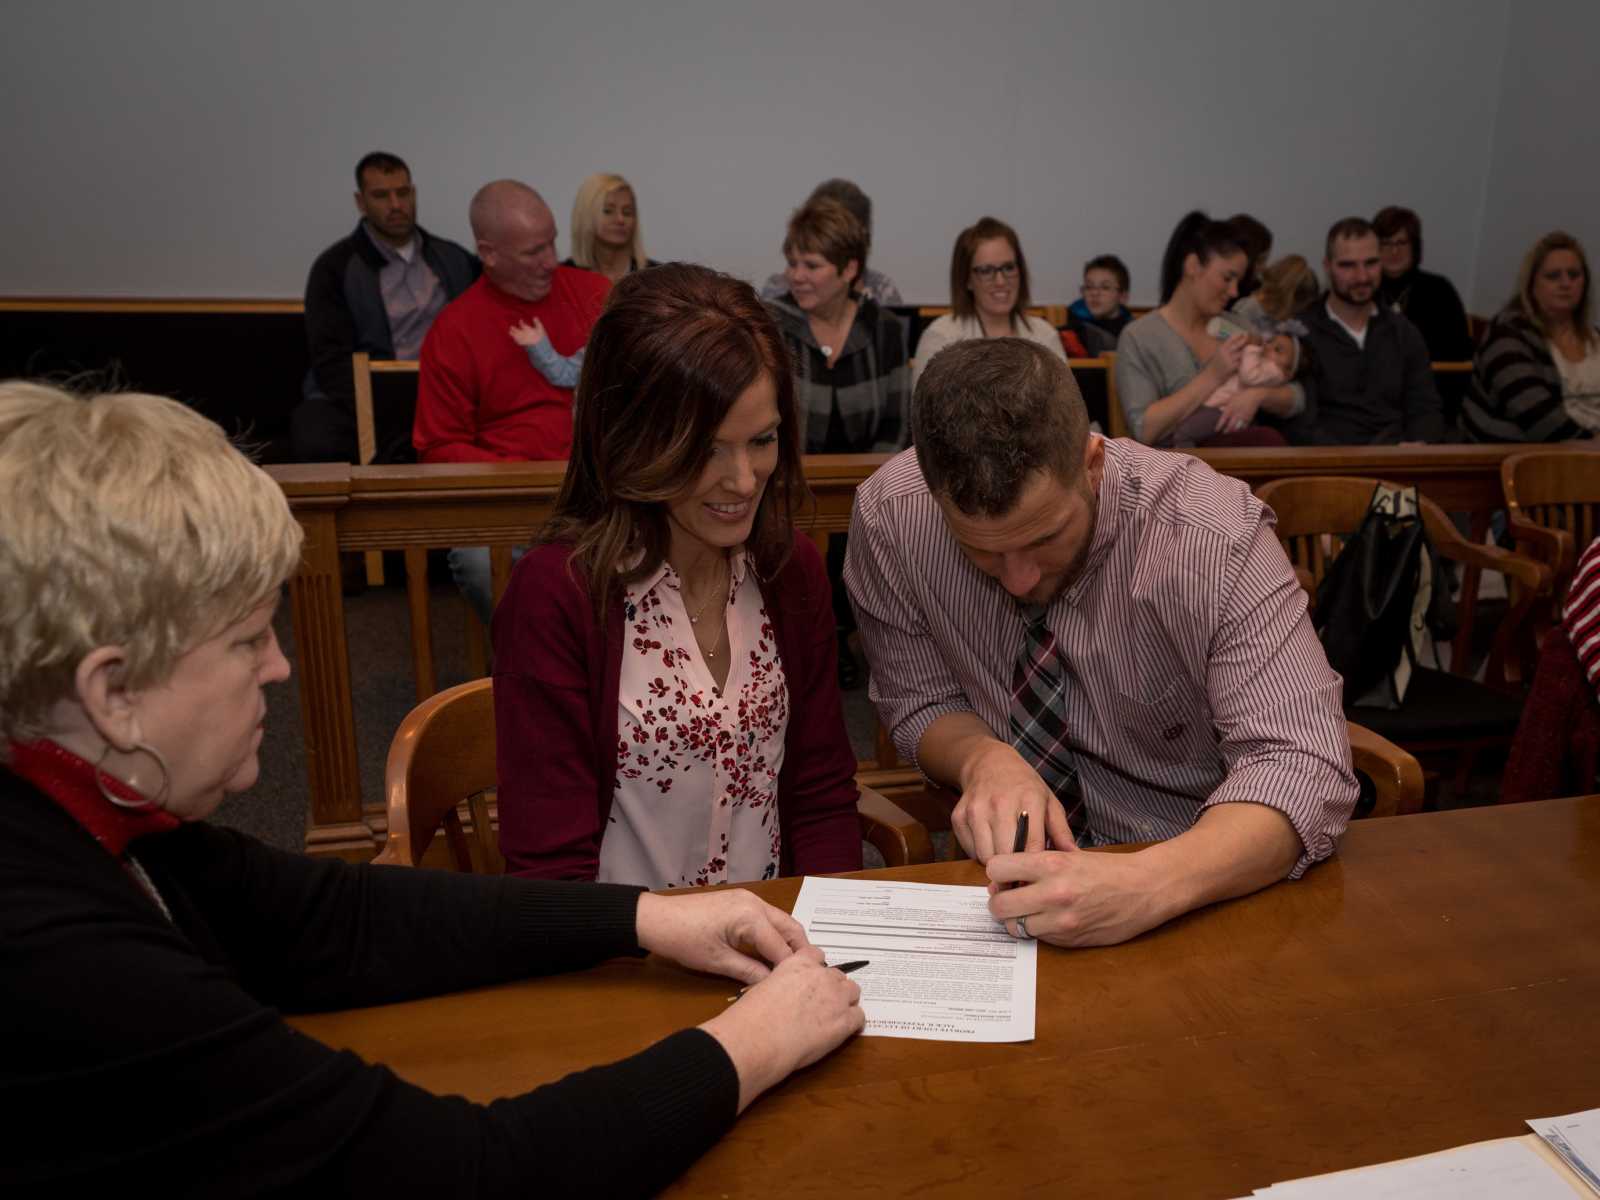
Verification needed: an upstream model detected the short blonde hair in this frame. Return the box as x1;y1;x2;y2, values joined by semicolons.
0;383;304;744
568;172;647;272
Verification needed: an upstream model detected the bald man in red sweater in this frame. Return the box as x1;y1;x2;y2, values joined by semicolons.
415;180;610;619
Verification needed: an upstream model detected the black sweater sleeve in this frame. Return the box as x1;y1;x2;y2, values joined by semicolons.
154;822;646;1010
2;794;739;1197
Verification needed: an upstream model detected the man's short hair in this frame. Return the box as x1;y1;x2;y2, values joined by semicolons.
354;151;409;188
783;197;868;277
1083;253;1130;293
808;178;872;238
1325;216;1376;260
912;339;1089;517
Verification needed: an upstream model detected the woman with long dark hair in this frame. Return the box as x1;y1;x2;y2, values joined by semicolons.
1114;211;1305;446
492;263;865;887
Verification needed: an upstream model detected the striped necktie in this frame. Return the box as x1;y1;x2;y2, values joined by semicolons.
1008;604;1089;841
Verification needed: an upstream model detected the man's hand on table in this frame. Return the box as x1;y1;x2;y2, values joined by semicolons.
635;889;809;984
984;803;1304;948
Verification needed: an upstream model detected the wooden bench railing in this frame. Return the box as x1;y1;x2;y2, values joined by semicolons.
270;442;1543;860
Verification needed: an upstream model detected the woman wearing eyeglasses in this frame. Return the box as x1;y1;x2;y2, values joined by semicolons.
1372;206;1473;365
911;217;1067;389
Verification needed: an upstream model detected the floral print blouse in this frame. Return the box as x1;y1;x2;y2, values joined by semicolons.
598;552;789;889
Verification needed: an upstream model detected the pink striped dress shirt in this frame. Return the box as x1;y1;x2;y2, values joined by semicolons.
843;437;1358;877
1563;536;1600;700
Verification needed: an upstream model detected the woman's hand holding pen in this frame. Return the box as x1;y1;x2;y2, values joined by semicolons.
634;890;809;985
698;948;865;1113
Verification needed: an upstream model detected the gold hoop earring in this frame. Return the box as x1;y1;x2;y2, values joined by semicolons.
94;741;172;812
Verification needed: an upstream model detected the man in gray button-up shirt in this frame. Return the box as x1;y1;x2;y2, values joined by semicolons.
292;151;478;463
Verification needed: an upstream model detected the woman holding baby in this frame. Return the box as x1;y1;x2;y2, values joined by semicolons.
1114;212;1309;447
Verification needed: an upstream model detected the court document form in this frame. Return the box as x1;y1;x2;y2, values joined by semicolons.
790;876;1036;1042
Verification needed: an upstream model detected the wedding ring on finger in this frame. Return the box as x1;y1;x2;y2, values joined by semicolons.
1016;914;1034;940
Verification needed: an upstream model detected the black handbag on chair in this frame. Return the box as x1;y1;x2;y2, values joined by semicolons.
1314;484;1455;708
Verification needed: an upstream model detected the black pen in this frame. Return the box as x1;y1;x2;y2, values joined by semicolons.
726;959;870;1002
1006;809;1029;889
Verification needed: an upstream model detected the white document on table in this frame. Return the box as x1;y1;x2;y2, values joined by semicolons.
789;875;1035;1042
1529;1109;1600;1196
1248;1137;1583;1198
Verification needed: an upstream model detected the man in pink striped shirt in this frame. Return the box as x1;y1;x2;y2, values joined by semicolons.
844;339;1357;947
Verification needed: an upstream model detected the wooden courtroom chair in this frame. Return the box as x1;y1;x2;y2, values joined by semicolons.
1500;447;1600;683
376;678;934;873
351;353;421;586
1502;447;1600;601
1257;475;1548;801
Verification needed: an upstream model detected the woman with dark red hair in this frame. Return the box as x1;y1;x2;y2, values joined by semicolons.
1373;205;1473;364
492;263;865;888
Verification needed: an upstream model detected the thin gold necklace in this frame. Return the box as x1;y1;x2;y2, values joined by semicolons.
696;613;727;661
684;558;728;626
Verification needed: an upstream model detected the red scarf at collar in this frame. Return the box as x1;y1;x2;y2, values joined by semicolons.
8;738;180;856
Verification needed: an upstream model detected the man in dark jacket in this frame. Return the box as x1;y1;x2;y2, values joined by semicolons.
290;151;478;463
1299;217;1446;445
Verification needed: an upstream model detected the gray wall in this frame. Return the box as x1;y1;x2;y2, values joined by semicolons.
1;0;1584;310
1470;2;1600;315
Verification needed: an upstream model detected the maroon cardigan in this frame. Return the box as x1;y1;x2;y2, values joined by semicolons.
492;535;864;881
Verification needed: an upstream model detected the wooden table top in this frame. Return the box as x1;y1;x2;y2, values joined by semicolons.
292;797;1600;1197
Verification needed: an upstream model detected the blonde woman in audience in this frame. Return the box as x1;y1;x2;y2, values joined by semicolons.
912;216;1067;389
1464;231;1600;442
565;171;657;283
1115;211;1304;446
493;263;865;887
0;381;862;1196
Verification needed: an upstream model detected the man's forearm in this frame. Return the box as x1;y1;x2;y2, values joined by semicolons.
915;711;1007;792
1134;802;1302;925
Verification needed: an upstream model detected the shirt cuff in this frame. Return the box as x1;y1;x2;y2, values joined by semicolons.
902;700;983;782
